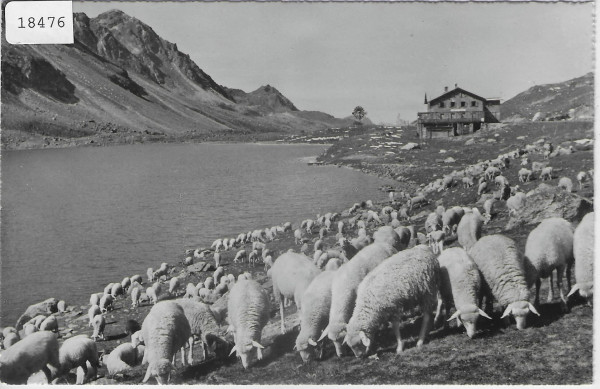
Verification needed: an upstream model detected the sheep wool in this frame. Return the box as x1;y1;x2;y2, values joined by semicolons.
323;239;398;357
435;247;489;338
175;299;224;362
345;245;439;357
457;212;484;251
569;212;594;302
227;279;270;369
469;235;537;330
0;331;61;384
295;271;335;363
103;343;144;377
270;252;320;334
524;217;574;307
54;335;99;382
140;301;192;384
91;314;106;341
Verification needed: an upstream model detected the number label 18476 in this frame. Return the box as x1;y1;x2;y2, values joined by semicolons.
6;1;74;44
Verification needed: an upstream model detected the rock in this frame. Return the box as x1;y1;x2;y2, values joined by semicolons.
517;136;526;140
444;157;456;163
401;142;420;150
532;112;546;121
487;138;497;143
439;149;447;154
15;298;59;329
465;138;476;146
505;184;593;230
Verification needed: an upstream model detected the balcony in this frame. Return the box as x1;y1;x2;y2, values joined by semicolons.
417;111;485;124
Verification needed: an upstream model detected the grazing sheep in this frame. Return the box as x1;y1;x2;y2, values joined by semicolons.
121;277;131;290
53;335;99;383
462;176;474;188
184;283;197;299
139;301;192;384
495;175;509;188
425;212;442;234
325;258;344;271
557;177;573;193
568;212;594;303
435;248;490;338
103;283;114;296
128;287;140;308
146;286;159;305
263;255;274;271
22;323;38;337
99;294;114;313
102;343;144;377
91;315;106;341
184;256;194;266
477;181;488;196
3;332;20;349
57;301;67;313
524;217;574;307
227;280;270;369
296;271;335;362
576;171;589;189
427;230;446;254
169;277;181;297
408;195;427;209
111;283;124;299
214;252;221;268
130;274;143;285
344;245;439;357
540;166;553;181
518;168;532;183
469;235;539;329
506;192;527;217
294;229;304;245
211;239;223;251
39;316;58;333
322;235;400;356
483;198;496;222
175;299;225;362
485;166;501;181
30;315;46;329
88;305;101;327
152;281;162;296
89;293;101;307
456;210;484;251
442;207;464;235
270;252;320;333
0;331;61;384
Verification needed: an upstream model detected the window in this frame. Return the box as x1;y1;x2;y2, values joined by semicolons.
439;102;445;108
450;101;456;108
460;101;466;107
471;101;478;107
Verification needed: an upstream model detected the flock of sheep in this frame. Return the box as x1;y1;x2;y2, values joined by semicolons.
0;136;594;385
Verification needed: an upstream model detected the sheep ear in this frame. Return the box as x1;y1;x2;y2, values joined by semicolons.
226;325;234;334
359;331;370;348
307;338;317;347
251;340;265;349
567;284;580;297
528;303;540;316
229;345;237;356
293;344;297;350
500;305;512;319
447;310;461;322
478;309;492;320
342;335;348;345
318;326;330;342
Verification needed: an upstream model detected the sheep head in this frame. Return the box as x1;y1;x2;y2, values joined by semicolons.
501;301;539;330
343;330;372;358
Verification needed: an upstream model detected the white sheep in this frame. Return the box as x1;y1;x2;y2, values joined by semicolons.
518;168;532;183
89;293;101;307
88;305;101;327
111;283;124;299
121;277;131;290
139;301;192;384
456;210;484;251
506;192;527;217
524;217;574;308
344;245;439;357
568;212;594;303
214;252;221;268
295;271;335;362
321;229;401;356
427;230;445;254
102;342;144;377
270;252;320;333
169;277;181;297
227;279;270;369
211;238;223;251
557;177;573;193
152;281;162;296
57;301;67;313
175;299;224;362
131;287;141;308
39;315;58;333
540;166;553;181
442;207;464;235
483;198;496;222
425;212;442;234
469;235;539;329
0;331;61;384
477;181;488;196
130;274;143;285
184;256;194;266
91;314;106;341
263;255;274;271
204;276;215;290
485;166;501;181
146;286;159;305
576;171;589;189
53;335;99;383
103;283;114;296
435;247;491;338
99;294;114;313
294;229;304;244
325;257;344;271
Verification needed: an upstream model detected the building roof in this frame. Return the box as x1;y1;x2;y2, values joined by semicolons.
428;87;489;105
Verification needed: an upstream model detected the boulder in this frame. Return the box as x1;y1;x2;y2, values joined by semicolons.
465;138;476;146
401;142;420;150
505;183;593;230
444;157;456;163
15;298;59;329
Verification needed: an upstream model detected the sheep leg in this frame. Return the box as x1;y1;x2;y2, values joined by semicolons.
42;366;54;384
188;336;194;365
535;278;541;307
555;266;568;311
181;346;188;366
433;298;444;328
392;320;404;354
416;311;431;349
278;293;286;334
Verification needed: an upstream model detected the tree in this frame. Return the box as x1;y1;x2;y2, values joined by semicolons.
352;106;367;122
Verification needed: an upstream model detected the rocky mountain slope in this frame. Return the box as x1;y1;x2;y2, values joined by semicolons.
1;10;353;149
501;72;594;122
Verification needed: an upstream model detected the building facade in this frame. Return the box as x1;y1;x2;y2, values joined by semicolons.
417;86;501;138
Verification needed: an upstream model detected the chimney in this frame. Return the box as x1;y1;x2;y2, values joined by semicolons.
444;86;448;92
455;83;458;88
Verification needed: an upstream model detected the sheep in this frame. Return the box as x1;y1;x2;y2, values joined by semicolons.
0;331;61;384
57;301;67;313
121;277;131;291
344;245;439;357
52;335;99;383
99;294;114;313
557;177;573;193
146;286;159;305
3;332;20;349
111;283;124;299
183;283;197;299
469;235;539;329
31;315;46;329
102;342;144;377
263;255;274;271
91;314;106;341
485;166;501;181
295;271;335;362
294;229;304;244
89;293;101;307
204;276;215;290
211;239;223;251
282;222;292;232
434;248;491;338
540;166;553;181
183;256;194;267
456;210;484;251
139;301;192;384
495;175;509;188
39;315;58;333
103;283;114;296
577;171;589;189
270;252;321;333
130;274;143;285
483;198;496;223
325;258;344;271
88;305;101;327
506;192;527;217
213;252;222;268
424;212;442;234
524;218;575;308
321;230;401;356
518;168;532;183
442;207;464;235
175;299;225;362
477;181;488;196
169;277;181;297
227;280;270;369
462;176;474;188
568;212;594;303
22;323;38;337
131;287;141;308
427;230;446;254
233;249;247;264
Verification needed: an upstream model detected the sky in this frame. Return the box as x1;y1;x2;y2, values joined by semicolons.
74;1;594;124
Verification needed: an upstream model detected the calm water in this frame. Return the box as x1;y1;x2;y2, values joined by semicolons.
1;143;393;326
